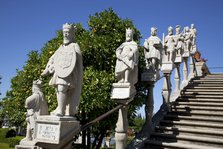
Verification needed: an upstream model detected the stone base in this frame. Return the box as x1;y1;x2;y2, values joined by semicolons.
175;55;182;63
111;83;136;99
195;61;210;76
161;62;173;73
16;116;80;149
34;116;80;149
15;144;39;149
182;51;190;58
15;136;39;149
115;132;127;149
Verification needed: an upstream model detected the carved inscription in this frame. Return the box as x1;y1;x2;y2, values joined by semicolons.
36;123;59;141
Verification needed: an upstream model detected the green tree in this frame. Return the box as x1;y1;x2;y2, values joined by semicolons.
0;8;145;148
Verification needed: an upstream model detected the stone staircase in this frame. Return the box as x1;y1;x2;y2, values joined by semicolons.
144;74;223;149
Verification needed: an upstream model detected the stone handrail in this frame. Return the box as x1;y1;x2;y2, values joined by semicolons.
128;25;211;149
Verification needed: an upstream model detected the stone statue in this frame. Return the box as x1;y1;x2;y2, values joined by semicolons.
144;27;163;79
115;28;138;84
184;26;192;54
164;26;176;63
24;80;48;141
190;24;197;53
174;25;184;62
42;23;83;116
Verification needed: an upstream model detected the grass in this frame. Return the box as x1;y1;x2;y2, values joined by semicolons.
0;143;14;149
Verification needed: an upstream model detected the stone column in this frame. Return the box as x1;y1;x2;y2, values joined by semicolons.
145;82;154;127
162;72;171;111
111;83;136;149
189;54;197;80
115;105;128;149
181;56;189;89
171;63;181;101
161;61;173;111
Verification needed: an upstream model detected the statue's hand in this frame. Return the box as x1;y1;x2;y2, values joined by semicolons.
41;69;49;77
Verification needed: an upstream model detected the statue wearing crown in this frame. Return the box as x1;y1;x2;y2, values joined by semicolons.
115;28;138;84
144;27;163;80
24;80;49;141
42;23;83;117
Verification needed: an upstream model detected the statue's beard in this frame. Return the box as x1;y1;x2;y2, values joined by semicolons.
63;39;70;45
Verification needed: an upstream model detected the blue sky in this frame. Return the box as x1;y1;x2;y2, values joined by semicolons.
1;0;223;114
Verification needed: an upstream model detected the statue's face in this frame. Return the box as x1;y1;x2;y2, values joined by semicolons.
63;28;72;45
168;28;173;35
191;24;195;29
186;27;190;32
176;27;181;34
126;32;133;42
151;29;157;36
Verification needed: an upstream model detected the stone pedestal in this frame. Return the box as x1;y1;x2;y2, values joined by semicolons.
188;54;196;80
171;62;181;102
195;61;210;76
35;116;80;149
181;56;189;89
15;141;39;149
16;116;80;149
161;62;173;112
111;83;135;149
111;83;136;100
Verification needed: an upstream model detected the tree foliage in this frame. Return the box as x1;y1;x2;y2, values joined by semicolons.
0;9;144;138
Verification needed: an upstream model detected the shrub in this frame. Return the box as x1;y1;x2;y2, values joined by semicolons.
6;129;16;138
6;136;24;147
0;128;10;143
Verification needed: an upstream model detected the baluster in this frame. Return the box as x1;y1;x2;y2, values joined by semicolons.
189;54;196;80
115;105;128;149
162;72;172;111
181;56;189;88
171;63;181;101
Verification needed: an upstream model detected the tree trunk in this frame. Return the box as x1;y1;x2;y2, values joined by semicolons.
92;130;99;149
87;128;91;149
81;111;86;149
96;127;106;149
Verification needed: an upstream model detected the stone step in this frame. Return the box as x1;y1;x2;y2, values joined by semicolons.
169;110;223;117
161;117;223;127
181;91;223;95
155;126;223;137
177;98;223;102
145;140;223;149
207;73;223;76
173;101;223;106
160;120;223;129
172;105;223;111
188;83;223;87
164;114;223;122
192;79;223;83
149;133;223;147
206;74;223;77
186;86;223;89
180;94;223;99
199;77;223;80
184;88;223;92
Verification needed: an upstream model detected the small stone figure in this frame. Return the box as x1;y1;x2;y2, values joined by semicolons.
174;25;185;62
24;80;48;141
144;27;163;79
164;26;176;62
42;23;83;116
115;28;138;84
184;26;193;54
190;24;197;53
